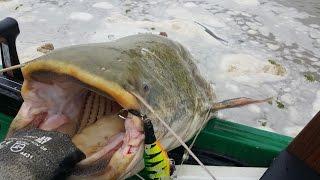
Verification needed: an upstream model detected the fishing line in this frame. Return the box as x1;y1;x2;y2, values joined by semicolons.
131;92;217;180
179;109;211;166
135;173;145;180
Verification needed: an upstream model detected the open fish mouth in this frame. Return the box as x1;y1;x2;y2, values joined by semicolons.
9;69;145;179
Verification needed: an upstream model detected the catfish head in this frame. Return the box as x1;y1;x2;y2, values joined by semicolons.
7;34;215;179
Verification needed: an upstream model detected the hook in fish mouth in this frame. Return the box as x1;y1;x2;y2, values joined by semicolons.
8;72;145;179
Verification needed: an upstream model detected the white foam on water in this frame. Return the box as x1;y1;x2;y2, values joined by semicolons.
266;43;280;51
283;88;291;92
280;94;295;105
312;90;320;117
310;24;320;28
92;2;114;9
184;2;197;7
247;29;258;35
18;15;36;23
241;12;252;17
310;57;318;62
0;0;19;7
166;6;226;28
256;126;276;133
257;26;269;36
233;0;260;6
295;53;303;58
313;62;320;66
310;29;320;39
219;53;285;83
283;126;303;137
248;104;261;114
69;12;94;21
242;26;249;31
225;83;240;93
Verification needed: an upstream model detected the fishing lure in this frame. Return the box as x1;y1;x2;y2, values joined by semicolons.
117;109;174;179
143;119;171;180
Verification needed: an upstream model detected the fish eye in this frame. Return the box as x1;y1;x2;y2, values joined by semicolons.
143;83;150;93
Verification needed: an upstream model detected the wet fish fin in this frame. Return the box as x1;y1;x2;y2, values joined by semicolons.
212;97;272;111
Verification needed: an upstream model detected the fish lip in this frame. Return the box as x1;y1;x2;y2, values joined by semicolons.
21;60;140;110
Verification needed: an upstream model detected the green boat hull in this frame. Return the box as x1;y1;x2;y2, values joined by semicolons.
195;118;292;167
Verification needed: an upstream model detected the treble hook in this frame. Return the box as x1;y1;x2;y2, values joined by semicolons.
117;109;149;122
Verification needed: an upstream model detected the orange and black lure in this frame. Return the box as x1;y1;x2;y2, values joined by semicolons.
142;119;171;179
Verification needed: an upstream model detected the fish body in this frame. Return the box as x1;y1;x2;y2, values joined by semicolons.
7;34;215;179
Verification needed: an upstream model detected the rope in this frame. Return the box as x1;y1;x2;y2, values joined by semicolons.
131;92;217;180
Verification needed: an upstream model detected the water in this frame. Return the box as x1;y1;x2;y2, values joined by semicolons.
0;0;319;136
275;0;320;25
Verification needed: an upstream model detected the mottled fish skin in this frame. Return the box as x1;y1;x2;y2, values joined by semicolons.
27;34;215;149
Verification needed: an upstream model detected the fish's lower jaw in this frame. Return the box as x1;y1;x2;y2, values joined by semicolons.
69;144;145;180
93;151;136;180
72;114;145;178
8;72;144;179
69;148;141;180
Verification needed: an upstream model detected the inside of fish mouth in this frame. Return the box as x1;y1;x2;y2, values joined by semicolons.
19;71;144;174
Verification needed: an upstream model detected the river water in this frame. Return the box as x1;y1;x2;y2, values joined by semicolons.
0;0;319;137
276;0;319;25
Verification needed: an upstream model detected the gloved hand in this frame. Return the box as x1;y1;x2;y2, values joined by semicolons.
0;128;85;180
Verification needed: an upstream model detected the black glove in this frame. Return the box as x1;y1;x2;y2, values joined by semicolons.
0;128;85;180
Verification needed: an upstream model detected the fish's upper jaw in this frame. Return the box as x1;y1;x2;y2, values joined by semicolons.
8;71;145;179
